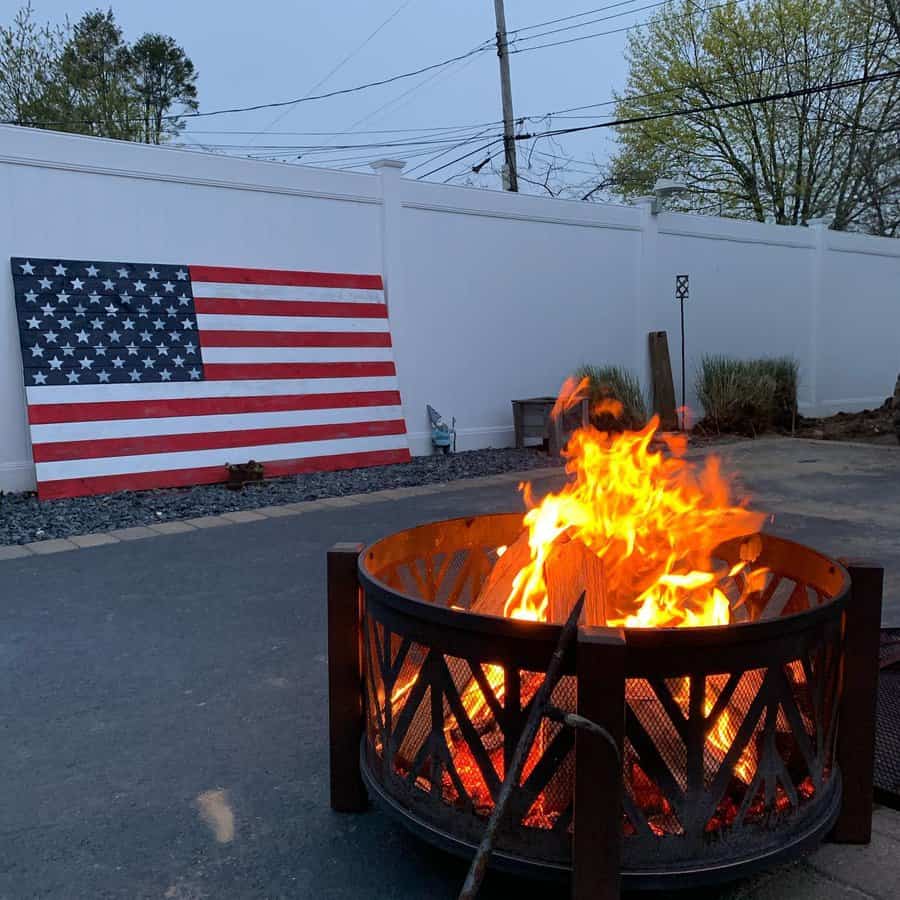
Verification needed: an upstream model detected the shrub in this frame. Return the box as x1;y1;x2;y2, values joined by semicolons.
574;364;647;429
696;355;798;435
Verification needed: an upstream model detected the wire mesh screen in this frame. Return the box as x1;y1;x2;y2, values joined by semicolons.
360;516;847;871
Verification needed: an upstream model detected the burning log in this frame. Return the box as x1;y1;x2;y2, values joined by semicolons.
472;530;608;626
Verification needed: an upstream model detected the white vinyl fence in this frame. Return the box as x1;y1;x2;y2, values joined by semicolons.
1;125;898;492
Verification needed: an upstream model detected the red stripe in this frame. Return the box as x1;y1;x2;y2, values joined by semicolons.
27;391;403;425
198;330;392;348
204;362;396;380
37;448;411;500
33;419;407;463
194;298;388;318
189;265;383;291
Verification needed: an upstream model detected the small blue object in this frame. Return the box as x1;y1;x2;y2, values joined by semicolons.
427;405;456;454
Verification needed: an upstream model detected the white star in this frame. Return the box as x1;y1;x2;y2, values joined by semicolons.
26;315;40;329
79;356;94;370
168;331;181;342
24;290;38;304
70;278;84;291
147;267;159;279
119;292;132;304
93;344;107;356
30;345;44;358
122;318;134;330
56;291;70;304
75;330;89;343
107;328;122;343
188;367;201;380
178;294;191;307
102;279;115;291
88;292;102;305
133;280;146;293
150;293;162;305
129;369;142;382
159;368;172;381
139;330;152;343
156;343;169;356
153;319;165;330
97;370;111;383
126;342;138;355
137;305;149;318
58;316;72;329
61;343;75;356
53;263;67;276
183;341;196;354
40;303;56;317
105;304;118;317
176;269;188;280
172;355;185;367
142;357;156;369
48;356;63;370
45;330;58;344
19;260;35;275
181;318;194;330
32;371;47;385
38;277;52;290
65;371;80;383
111;356;125;369
85;264;99;278
73;303;86;316
117;267;130;279
162;281;175;293
90;318;104;330
166;305;177;317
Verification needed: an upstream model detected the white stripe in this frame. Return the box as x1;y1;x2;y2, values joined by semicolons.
191;282;384;303
32;406;404;443
199;346;394;364
36;433;409;481
27;375;401;405
196;314;390;333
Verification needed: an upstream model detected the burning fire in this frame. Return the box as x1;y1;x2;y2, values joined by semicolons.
503;377;766;628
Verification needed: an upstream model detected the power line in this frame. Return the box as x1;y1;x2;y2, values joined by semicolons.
510;0;671;45
418;137;504;179
250;0;419;142
3;41;493;127
507;0;640;35
516;69;900;142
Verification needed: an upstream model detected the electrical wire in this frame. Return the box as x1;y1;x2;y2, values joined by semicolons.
506;0;640;35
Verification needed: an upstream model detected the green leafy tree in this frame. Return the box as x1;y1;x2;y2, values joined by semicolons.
130;33;198;143
0;5;198;144
611;0;900;235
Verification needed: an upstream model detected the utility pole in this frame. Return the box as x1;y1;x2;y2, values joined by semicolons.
492;0;518;192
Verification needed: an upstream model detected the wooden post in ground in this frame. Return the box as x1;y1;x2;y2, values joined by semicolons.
832;560;883;843
572;627;626;900
648;331;678;431
327;542;368;812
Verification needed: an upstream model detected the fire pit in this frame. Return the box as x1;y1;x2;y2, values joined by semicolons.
326;385;883;897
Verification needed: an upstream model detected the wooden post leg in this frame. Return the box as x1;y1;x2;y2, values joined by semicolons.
572;627;626;900
327;542;367;812
832;560;883;843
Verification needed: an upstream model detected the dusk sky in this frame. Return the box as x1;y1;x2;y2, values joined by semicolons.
2;1;641;190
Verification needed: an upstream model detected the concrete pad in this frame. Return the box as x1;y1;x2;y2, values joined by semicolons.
871;806;900;840
315;496;361;508
181;516;231;529
0;544;32;560
149;521;196;536
253;505;301;518
24;538;77;555
807;828;900;898
737;862;872;900
106;526;158;541
220;510;267;524
69;533;119;548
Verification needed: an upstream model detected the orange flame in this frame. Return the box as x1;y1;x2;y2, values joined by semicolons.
505;378;765;628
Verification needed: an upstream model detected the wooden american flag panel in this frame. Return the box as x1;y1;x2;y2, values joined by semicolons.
10;258;410;499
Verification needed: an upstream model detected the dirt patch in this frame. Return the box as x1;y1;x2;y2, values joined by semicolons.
795;398;899;445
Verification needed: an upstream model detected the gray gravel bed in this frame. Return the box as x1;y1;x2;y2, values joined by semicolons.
0;449;558;545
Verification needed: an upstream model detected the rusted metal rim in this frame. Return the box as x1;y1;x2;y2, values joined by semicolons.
358;513;850;646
